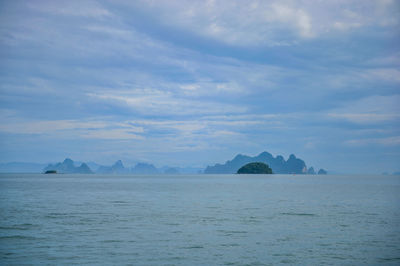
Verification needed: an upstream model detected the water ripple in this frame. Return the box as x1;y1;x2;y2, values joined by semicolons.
280;212;317;217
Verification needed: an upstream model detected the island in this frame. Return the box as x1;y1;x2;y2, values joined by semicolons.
43;158;93;174
205;151;307;174
44;170;57;174
318;169;327;175
237;162;273;174
204;151;327;175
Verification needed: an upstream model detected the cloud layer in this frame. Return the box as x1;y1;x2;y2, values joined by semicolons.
0;0;399;173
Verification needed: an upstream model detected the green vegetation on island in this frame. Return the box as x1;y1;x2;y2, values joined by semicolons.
237;162;273;174
44;170;57;174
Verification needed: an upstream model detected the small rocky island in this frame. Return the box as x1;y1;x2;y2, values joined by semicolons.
44;170;57;174
237;162;273;174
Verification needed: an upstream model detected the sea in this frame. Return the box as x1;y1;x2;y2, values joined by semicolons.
1;174;399;265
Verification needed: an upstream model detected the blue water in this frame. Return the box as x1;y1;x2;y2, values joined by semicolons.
1;174;399;265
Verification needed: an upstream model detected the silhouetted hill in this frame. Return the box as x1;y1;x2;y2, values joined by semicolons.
204;151;309;174
75;163;93;174
43;158;93;174
97;160;129;174
307;167;316;175
318;169;327;175
131;163;159;174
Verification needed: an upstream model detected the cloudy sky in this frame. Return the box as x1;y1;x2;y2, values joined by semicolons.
0;0;399;173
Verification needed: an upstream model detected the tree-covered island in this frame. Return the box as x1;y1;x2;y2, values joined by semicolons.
237;162;273;174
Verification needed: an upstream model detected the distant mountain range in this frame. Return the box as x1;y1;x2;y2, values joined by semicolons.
0;152;329;174
28;158;201;174
42;159;164;174
204;151;327;174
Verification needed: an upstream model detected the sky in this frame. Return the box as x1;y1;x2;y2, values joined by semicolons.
0;0;399;173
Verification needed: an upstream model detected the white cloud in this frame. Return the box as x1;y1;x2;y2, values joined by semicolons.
270;4;313;38
28;0;112;18
327;95;400;124
332;21;362;31
87;89;247;115
332;95;399;113
364;68;400;83
328;113;400;124
114;0;399;46
345;136;400;146
366;53;400;66
0;119;144;141
212;130;241;137
82;129;144;140
0;120;107;134
84;25;133;38
141;0;315;46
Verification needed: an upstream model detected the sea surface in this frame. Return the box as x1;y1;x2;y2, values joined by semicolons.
1;174;399;265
